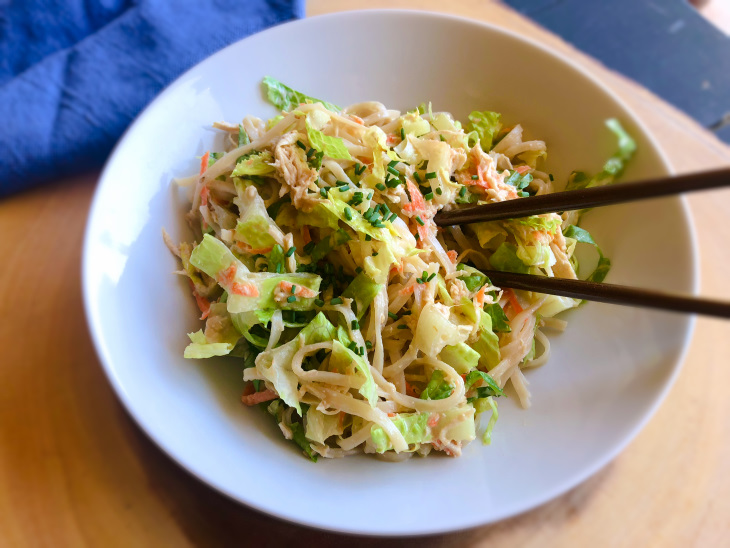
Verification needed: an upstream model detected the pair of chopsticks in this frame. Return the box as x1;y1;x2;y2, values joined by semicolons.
433;168;730;318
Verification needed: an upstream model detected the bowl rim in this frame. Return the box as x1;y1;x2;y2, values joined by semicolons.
82;8;699;536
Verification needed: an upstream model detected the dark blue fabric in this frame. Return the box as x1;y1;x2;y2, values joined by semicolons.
504;0;730;144
0;0;304;198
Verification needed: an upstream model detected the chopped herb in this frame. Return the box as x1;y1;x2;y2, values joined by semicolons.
388;213;397;222
303;241;315;255
375;183;386;191
549;173;554;181
287;295;297;303
275;263;283;274
427;272;436;282
439;135;446;142
416;216;425;226
344;207;353;221
339;184;349;192
372;221;386;228
355;266;363;274
518;191;530;197
306;147;316;159
471;174;479;180
365;234;372;241
397;324;409;330
388;159;399;168
388;312;398;320
414;232;420;241
400;127;405;140
385;177;400;188
459;186;467;198
372;251;379;257
413;172;422;184
346;341;358;353
367;191;373;200
365;340;373;349
296;140;307;150
285;246;296;257
314;298;324;307
351;320;360;330
424;192;434;201
425;171;437;180
330;297;343;305
435;188;442;195
290;284;297;294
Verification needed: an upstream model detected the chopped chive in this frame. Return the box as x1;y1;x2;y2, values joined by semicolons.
347;341;358;352
386;178;400;188
425;172;437;180
296;140;307;150
427;272;436;282
339;185;349;192
372;251;379;257
397;324;409;330
344;207;353;221
413;172;422;184
471;174;479;180
375;183;386;191
419;160;429;170
439;135;446;142
388;312;398;320
320;187;328;197
303;241;315;255
287;295;296;303
401;310;412;316
291;284;297;294
373;204;381;215
363;207;374;219
388;160;399;168
306;147;316;159
358;346;365;356
459;186;467;198
519;191;530;197
387;165;399;177
549;173;554;181
365;341;373;349
330;297;343;305
435;188;442;195
400;127;405;140
415;216;425;226
388;213;397;222
314;298;324;307
367;191;374;200
285;246;296;257
365;234;372;241
424;192;434;201
422;270;428;280
372;221;386;228
355;266;363;274
414;232;420;241
275;263;283;274
351;320;360;330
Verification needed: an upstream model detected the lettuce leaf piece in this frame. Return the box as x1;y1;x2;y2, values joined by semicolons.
226;272;321;314
562;224;611;282
420;370;454;400
310;228;351;262
456;264;488;291
330;341;377;406
290;422;318;462
513;215;562;234
504;169;533;190
231;309;275;348
472;312;501;370
190;234;248;280
489;243;530;274
342;272;382;319
468;110;502;151
477;396;499;445
401;112;431;137
235;191;278;251
565;118;636;191
305;406;344;445
183;329;235;358
230;151;275;176
465;370;504;397
483;303;511;333
321;194;394;245
262;76;340;112
362;242;397;285
370;405;476;453
305;117;352;161
413;303;469;357
256;312;336;414
439;343;480;375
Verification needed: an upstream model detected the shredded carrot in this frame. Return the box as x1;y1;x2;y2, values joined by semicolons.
387;412;396;418
398;284;416;296
386;134;399;146
405;381;419;398
279;280;316;299
188;280;210;320
474;285;488;308
447;250;458;264
427;414;440;428
199;151;210;176
235;240;273;254
241;388;277;406
301;225;312;245
231;281;259;297
403;180;426;213
505;288;524;314
217;264;237;287
515;165;530;175
350;115;364;125
200;185;210;207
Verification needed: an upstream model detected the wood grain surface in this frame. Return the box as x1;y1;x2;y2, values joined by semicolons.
2;1;729;546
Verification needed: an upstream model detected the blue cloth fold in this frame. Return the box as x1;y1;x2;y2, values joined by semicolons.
0;0;304;198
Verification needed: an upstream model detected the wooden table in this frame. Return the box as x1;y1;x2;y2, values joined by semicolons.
2;1;729;546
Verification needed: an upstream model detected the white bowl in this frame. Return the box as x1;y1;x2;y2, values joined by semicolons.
83;10;697;536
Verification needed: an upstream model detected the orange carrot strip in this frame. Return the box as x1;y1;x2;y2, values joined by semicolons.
241;388;277;406
199;151;210;176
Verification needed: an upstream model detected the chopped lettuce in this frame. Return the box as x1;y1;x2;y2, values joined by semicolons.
342;272;382;319
420;370;454;400
468;110;502;151
235;189;278;251
226;272;321;314
290;422;318;462
305;406;343;445
456;264;488;291
310;228;351;262
439;343;480;375
465;370;504;398
489;242;530;274
305;115;352;160
479;397;499;445
413;303;469;357
472;312;501;370
262;76;340;112
483;303;511;333
230;151;274;176
330;341;378;406
183;329;235;358
256;312;336;414
562;224;612;282
190;233;247;279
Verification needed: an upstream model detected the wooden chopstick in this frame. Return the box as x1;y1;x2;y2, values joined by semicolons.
434;167;730;225
484;270;730;318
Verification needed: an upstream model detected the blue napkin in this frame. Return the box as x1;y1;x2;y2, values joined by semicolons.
0;0;304;198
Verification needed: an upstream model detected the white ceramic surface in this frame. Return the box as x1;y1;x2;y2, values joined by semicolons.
83;11;697;536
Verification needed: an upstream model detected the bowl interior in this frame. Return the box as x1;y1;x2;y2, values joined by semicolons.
83;11;695;536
